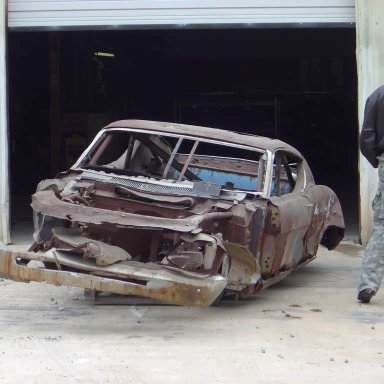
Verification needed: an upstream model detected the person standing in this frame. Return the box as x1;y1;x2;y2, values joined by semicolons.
358;85;384;303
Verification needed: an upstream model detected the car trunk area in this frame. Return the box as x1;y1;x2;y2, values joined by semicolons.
8;27;358;243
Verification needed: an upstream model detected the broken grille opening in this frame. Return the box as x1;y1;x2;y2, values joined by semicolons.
85;225;221;274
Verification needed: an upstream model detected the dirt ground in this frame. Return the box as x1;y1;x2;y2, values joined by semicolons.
0;241;383;384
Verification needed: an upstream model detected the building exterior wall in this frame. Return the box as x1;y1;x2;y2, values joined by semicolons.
0;0;10;245
8;0;355;29
356;0;384;245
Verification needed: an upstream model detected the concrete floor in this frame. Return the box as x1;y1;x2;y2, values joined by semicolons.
1;224;383;384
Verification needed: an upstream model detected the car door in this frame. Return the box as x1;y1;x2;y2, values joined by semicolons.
259;150;315;280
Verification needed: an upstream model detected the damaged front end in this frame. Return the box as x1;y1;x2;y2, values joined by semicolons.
0;242;227;307
0;171;261;306
0;191;236;306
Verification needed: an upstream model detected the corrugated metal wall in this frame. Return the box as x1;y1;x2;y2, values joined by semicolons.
8;0;355;29
356;0;384;244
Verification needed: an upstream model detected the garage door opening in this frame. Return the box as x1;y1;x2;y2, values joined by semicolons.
8;27;358;243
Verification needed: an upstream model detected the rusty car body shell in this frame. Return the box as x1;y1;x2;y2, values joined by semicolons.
0;120;345;306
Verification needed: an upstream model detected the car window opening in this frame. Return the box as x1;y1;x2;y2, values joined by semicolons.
80;131;266;193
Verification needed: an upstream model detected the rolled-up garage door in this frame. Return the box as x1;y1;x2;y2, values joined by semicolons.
8;0;355;29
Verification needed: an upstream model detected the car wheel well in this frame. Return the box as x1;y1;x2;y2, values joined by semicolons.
320;225;345;250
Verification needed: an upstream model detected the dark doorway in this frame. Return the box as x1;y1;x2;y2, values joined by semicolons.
8;27;358;239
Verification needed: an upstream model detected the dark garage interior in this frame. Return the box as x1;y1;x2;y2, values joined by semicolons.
8;27;358;239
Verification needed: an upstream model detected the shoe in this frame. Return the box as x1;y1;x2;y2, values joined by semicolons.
358;289;376;303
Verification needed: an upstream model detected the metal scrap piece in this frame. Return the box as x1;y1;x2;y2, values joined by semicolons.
0;249;227;307
51;227;131;266
31;190;232;232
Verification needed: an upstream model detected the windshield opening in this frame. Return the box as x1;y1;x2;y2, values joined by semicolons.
79;130;266;192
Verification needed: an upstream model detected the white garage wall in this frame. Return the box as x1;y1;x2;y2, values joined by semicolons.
356;0;384;245
8;0;355;29
0;0;10;245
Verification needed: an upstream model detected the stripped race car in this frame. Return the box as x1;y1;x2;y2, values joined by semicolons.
0;120;344;306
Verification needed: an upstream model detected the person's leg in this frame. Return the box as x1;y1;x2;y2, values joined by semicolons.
358;158;384;302
359;218;384;293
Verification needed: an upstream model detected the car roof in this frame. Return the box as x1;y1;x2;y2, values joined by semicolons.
104;120;303;158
